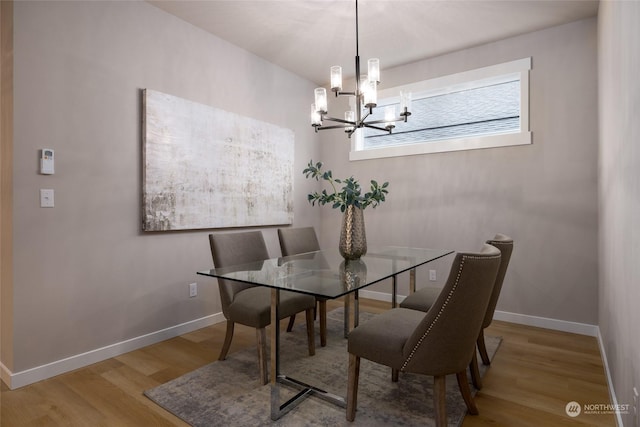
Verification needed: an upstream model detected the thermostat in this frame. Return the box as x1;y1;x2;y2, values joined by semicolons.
40;149;54;175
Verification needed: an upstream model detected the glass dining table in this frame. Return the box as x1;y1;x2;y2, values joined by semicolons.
198;245;454;420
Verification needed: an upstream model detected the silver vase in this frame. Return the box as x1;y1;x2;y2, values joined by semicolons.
339;205;367;260
340;259;367;290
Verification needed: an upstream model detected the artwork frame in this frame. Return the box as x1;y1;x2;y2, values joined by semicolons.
142;89;294;231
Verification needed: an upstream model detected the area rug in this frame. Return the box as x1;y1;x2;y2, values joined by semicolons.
145;308;501;427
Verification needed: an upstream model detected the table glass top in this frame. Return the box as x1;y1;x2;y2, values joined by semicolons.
198;246;454;299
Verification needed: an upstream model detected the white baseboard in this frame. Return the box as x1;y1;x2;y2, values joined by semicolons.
360;289;599;337
2;292;603;391
1;362;12;388
2;312;225;390
359;289;398;303
491;310;599;337
597;328;624;427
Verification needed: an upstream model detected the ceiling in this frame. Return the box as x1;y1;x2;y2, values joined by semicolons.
148;0;599;86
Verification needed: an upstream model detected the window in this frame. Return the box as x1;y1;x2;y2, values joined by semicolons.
350;58;532;161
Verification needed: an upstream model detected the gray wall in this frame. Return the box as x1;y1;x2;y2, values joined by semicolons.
5;1;607;384
7;1;320;373
598;1;640;425
317;18;599;325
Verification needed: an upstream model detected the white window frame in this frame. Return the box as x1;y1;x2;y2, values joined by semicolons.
350;57;532;161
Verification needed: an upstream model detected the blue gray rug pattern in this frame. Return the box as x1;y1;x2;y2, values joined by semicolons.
145;308;501;427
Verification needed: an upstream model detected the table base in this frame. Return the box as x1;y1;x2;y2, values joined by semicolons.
270;375;346;420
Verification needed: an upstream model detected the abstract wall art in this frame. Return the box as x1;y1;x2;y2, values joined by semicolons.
142;89;294;231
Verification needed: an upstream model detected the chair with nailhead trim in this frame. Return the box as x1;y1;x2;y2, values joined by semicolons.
346;244;501;426
399;234;513;389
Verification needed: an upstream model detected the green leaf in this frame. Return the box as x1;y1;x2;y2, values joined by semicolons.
303;160;389;211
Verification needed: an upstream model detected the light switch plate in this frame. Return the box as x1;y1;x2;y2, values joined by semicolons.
40;189;54;208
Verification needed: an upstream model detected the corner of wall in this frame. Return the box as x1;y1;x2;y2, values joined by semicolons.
596;327;624;427
0;0;14;375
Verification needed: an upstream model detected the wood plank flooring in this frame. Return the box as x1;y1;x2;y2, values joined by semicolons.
1;299;615;426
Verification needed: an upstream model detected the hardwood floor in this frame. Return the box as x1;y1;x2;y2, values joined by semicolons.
1;298;615;426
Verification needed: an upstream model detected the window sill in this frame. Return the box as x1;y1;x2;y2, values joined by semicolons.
349;131;532;161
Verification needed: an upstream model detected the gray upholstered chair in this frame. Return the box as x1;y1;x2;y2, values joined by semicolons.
399;234;513;389
277;227;328;346
346;244;501;426
475;234;513;364
209;231;317;385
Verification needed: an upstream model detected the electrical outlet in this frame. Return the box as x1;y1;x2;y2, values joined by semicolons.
189;282;197;298
429;269;437;281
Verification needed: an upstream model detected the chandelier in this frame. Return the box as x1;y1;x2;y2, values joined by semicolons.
310;0;411;138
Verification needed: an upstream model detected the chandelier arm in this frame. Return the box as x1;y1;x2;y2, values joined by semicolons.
363;123;392;133
360;108;371;122
316;124;355;131
321;115;357;125
363;116;408;126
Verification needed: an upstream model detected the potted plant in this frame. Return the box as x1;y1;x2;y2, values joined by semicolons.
303;160;389;259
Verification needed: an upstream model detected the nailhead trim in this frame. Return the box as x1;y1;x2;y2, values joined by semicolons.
400;254;501;371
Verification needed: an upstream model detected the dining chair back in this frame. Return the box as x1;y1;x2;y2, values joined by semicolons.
210;231;266;319
277;227;328;346
209;231;317;384
278;226;320;256
398;233;514;388
401;245;501;376
477;234;513;364
346;243;501;426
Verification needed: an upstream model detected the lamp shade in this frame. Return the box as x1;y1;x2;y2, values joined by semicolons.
311;104;322;126
345;110;355;132
363;80;377;109
367;58;380;83
314;88;328;114
400;91;412;116
331;66;343;92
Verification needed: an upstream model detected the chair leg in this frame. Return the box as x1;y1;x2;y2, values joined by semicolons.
218;320;234;361
319;299;327;347
456;370;479;415
477;329;491;365
391;368;399;382
346;353;360;422
286;314;296;332
433;375;447;427
305;308;316;356
469;351;483;390
256;327;268;385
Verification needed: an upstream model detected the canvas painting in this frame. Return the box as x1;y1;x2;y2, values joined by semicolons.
143;89;294;231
